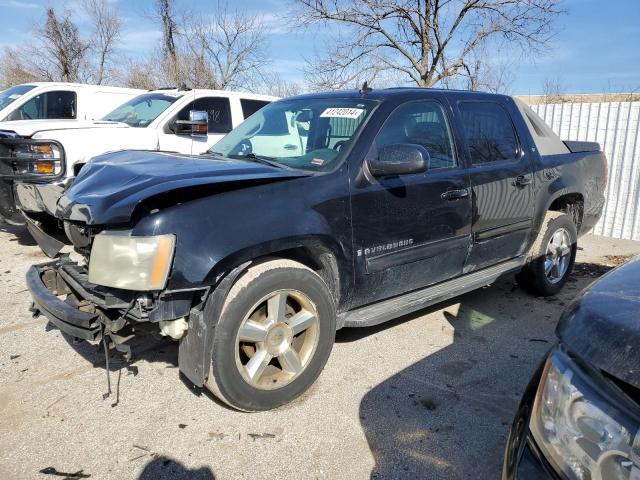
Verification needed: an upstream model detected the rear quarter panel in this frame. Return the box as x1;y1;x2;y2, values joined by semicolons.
531;150;606;237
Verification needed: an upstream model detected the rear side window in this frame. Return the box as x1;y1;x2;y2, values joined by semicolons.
376;100;457;169
459;102;519;164
177;97;232;134
240;99;270;119
8;91;77;120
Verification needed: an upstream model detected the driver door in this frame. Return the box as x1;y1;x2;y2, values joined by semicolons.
350;97;472;306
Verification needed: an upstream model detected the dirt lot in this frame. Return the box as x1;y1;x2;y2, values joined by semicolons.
1;222;639;480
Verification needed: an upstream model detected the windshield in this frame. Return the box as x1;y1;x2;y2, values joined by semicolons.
211;97;378;172
0;84;36;111
101;93;178;127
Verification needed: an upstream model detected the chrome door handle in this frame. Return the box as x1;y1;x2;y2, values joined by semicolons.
441;189;469;201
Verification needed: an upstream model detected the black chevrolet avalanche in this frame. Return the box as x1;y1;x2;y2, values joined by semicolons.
25;88;607;411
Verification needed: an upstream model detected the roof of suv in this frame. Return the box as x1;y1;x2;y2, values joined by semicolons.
287;87;510;102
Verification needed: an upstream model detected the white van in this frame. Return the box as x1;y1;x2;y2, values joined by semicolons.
0;82;144;122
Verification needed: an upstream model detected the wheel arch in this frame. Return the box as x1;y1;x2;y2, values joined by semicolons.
202;235;349;309
546;191;585;232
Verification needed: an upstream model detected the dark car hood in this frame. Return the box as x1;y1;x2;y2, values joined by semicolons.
56;150;308;225
557;256;640;389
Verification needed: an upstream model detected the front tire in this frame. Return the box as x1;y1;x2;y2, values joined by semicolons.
517;212;577;296
205;259;336;411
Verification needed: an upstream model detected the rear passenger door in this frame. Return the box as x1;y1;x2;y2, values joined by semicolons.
455;99;534;271
350;98;472;306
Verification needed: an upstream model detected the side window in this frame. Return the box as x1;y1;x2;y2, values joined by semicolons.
459;102;519;164
240;99;270;119
176;97;232;134
9;91;77;120
376;100;457;169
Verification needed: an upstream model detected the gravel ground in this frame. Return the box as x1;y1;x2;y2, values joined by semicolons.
0;222;639;480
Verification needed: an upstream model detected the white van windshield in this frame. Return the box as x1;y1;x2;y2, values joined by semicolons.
0;84;36;111
211;97;378;172
101;93;178;127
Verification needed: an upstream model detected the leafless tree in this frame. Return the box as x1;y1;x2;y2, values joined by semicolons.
0;48;40;89
85;0;122;85
39;7;89;82
118;57;161;90
261;72;303;97
183;3;268;90
1;7;90;83
542;76;566;102
152;0;182;86
296;0;562;90
453;46;516;93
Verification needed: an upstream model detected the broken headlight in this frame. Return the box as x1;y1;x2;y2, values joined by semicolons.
530;346;640;479
88;232;175;291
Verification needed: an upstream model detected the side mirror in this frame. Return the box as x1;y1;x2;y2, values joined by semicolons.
367;144;429;177
174;110;208;137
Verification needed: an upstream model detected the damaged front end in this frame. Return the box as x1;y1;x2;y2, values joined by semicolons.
27;256;204;359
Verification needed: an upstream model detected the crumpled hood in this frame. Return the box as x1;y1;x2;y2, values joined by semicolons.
557;256;640;389
56;150;308;225
0;119;128;137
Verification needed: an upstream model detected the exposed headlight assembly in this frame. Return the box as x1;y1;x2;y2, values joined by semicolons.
88;232;175;291
0;139;65;177
530;347;640;480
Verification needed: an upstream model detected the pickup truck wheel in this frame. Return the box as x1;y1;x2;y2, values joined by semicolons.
205;259;336;411
517;212;577;296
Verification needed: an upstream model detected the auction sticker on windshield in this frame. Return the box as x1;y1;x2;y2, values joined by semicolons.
320;107;364;119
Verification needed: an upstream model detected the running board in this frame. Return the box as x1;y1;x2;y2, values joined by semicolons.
338;258;525;329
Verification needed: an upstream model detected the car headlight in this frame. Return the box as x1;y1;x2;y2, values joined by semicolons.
11;142;64;175
88;232;175;291
530;347;640;480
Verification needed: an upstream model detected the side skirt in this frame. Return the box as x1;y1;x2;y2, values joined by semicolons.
337;257;525;329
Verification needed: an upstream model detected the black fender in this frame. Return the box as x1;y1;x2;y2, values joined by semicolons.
178;261;251;387
201;234;349;307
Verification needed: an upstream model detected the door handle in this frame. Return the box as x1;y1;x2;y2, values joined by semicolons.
441;189;469;201
283;144;298;151
513;175;532;187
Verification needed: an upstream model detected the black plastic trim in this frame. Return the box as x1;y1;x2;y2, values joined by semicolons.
26;263;101;341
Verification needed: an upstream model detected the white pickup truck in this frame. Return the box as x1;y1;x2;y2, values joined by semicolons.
0;88;276;240
0;82;143;122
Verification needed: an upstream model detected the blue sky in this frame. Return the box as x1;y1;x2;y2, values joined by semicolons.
0;0;639;94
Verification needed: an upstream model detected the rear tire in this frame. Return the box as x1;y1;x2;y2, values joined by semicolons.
517;212;577;296
205;259;336;411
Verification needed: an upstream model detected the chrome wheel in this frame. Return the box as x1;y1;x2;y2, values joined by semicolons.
235;290;320;390
545;228;572;284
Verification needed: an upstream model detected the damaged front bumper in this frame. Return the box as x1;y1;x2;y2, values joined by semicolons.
26;260;133;341
27;262;102;340
27;259;199;341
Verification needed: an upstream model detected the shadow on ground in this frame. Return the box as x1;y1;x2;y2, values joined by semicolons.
0;220;38;246
351;265;613;480
138;456;215;479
